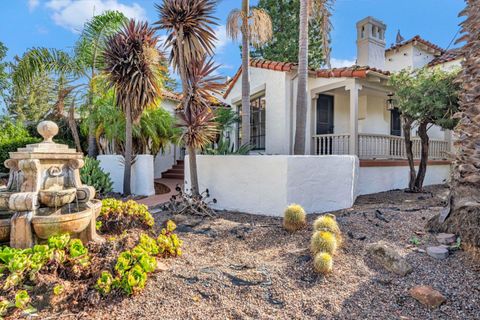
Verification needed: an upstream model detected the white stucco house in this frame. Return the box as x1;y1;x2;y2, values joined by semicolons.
184;16;464;215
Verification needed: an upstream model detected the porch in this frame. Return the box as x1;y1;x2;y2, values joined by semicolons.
306;77;452;160
312;133;450;159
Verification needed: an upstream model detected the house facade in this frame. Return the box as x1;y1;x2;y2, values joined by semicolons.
223;16;462;164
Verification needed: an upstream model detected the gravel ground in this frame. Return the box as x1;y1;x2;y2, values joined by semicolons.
40;185;480;319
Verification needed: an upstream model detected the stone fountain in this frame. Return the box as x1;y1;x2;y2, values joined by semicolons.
0;121;102;248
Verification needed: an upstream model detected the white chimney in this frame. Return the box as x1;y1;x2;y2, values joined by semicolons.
356;16;387;69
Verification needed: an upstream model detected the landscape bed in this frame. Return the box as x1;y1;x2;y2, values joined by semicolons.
22;185;480;320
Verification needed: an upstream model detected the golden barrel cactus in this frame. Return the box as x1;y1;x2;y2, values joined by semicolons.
313;252;333;274
310;230;337;255
283;204;307;232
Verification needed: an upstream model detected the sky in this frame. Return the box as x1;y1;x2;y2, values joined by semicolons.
0;0;466;82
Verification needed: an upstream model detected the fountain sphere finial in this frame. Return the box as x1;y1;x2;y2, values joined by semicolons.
37;121;59;143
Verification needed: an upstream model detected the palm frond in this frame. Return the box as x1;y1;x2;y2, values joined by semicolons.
155;0;219;72
226;9;244;42
179;107;218;150
311;0;335;66
249;8;273;47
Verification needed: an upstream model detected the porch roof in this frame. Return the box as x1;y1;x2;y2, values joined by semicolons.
223;59;391;99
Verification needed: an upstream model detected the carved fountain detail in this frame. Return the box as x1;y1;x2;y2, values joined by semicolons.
0;121;102;248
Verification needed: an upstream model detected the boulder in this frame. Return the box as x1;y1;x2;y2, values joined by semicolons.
409;285;446;308
367;241;413;276
426;246;449;259
436;233;456;245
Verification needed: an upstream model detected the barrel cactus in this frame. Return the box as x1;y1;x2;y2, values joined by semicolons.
310;230;337;255
283;204;307;232
313;252;333;274
313;214;342;246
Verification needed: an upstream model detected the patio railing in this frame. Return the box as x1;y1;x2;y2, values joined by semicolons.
312;133;450;160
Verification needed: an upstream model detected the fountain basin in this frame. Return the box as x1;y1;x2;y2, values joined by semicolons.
0;211;13;242
39;188;77;208
31;200;100;240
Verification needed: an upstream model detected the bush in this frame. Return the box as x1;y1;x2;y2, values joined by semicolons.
283;204;307;232
96;221;183;296
313;252;333;274
310;230;337;255
98;199;154;234
80;157;113;196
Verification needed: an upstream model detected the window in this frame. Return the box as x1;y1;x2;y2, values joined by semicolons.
237;95;266;150
390;108;401;136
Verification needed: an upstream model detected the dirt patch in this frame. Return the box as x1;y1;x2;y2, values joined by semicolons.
27;185;480;319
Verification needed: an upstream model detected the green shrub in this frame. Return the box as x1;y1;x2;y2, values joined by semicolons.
80;157;113;196
310;230;337;255
98;199;154;233
0;137;40;173
14;290;30;309
283;204;307;232
96;221;183;296
313;252;333;274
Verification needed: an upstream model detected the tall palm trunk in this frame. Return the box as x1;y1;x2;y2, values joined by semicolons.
124;103;133;195
87;90;98;157
294;0;309;155
177;27;200;196
68;101;82;152
240;0;251;147
427;0;480;247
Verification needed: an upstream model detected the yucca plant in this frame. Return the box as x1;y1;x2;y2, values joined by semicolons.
103;20;163;195
156;0;219;196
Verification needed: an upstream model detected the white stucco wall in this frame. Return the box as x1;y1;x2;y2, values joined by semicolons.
226;68;291;155
185;155;359;216
357;164;451;195
385;45;415;72
98;154;155;196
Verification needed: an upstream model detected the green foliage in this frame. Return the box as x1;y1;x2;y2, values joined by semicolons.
203;137;252;155
96;221;183;296
313;252;333;274
80;157;113;196
409;236;421;246
0;299;11;317
310;230;337;255
53;284;65;296
98;199;155;233
283;204;307;232
14;290;30;309
0;234;90;291
389;67;461;129
0;41;10;107
252;0;326;69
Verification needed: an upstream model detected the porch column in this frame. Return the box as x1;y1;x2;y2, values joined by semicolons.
346;81;362;155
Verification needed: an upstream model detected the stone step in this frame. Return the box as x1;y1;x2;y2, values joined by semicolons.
162;173;184;180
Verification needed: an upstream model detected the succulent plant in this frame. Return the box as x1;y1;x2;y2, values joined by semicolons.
310;230;337;255
283;204;307;232
313;252;333;274
313;214;343;246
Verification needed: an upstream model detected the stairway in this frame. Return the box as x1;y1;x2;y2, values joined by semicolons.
161;160;184;180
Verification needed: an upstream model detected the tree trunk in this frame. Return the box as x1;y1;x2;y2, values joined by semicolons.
294;0;309;155
415;120;430;191
402;115;416;191
177;27;200;197
240;0;251;147
87;119;98;158
187;145;199;196
124;104;133;196
427;0;480;247
68;101;82;153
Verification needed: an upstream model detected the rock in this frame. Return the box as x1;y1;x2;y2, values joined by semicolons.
436;233;456;245
156;261;169;272
367;241;413;276
409;285;446;308
426;246;449;259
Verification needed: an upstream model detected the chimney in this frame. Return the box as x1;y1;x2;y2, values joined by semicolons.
356;16;387;69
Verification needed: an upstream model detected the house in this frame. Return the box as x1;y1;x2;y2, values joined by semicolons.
223;16;462;161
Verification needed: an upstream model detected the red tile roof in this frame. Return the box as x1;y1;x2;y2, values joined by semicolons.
385;35;444;54
223;59;390;98
161;89;182;102
427;47;464;67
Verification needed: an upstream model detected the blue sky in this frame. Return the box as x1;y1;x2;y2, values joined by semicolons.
0;0;466;80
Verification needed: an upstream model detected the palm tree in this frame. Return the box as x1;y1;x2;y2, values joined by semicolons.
156;0;218;196
103;20;163;195
428;0;480;247
226;0;272;147
11;11;127;156
294;0;333;154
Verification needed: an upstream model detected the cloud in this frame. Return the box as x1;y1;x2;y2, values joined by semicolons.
330;58;356;68
213;25;230;54
28;0;40;11
45;0;147;33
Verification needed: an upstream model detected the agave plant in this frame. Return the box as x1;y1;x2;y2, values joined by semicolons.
103;20;163;195
156;0;220;196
